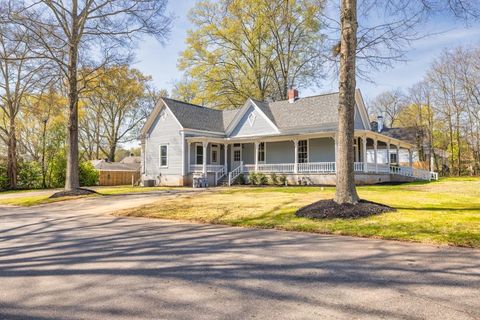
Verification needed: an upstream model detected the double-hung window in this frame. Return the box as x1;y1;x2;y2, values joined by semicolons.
298;140;308;163
196;144;203;165
159;144;168;167
258;142;265;163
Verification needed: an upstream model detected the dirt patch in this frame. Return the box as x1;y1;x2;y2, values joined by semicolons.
296;199;395;219
50;188;97;198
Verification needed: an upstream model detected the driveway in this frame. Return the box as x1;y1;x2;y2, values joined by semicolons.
0;193;479;320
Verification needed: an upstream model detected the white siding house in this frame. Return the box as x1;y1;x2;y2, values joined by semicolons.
140;89;438;186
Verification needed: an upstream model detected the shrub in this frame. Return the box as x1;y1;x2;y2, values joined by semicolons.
234;173;245;185
248;171;257;185
17;161;43;189
270;173;278;185
278;174;287;186
79;161;99;186
257;173;268;185
0;161;7;190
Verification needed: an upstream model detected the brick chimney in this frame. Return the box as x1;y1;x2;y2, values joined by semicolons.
288;87;299;103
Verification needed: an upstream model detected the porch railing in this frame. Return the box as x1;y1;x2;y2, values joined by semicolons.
189;164;224;173
228;161;243;186
238;161;438;181
214;166;227;186
299;162;335;173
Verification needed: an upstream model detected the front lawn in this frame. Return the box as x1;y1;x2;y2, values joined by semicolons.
0;186;176;206
117;177;480;248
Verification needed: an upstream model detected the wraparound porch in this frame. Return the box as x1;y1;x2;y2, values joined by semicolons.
185;131;438;186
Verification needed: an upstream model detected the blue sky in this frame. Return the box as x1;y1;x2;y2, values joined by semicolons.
133;0;480;103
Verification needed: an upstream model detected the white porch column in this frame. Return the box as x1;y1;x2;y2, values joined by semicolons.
333;135;338;173
254;141;259;172
386;141;391;166
224;143;228;173
408;148;413;167
293;139;298;174
362;136;368;172
202;141;208;175
396;145;400;165
181;132;186;176
374;139;378;173
187;141;191;173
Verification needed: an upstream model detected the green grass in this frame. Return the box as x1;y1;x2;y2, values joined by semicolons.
117;177;480;248
0;185;177;206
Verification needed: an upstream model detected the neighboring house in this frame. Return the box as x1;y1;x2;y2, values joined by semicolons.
140;89;438;187
369;121;449;171
91;158;141;186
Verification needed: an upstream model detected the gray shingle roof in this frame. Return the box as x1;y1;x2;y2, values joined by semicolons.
379;127;421;144
266;93;339;130
91;160;140;171
163;93;343;134
162;98;225;132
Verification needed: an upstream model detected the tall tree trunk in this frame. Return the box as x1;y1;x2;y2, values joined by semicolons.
108;144;116;162
65;1;80;191
335;0;359;204
7;116;17;190
41;119;47;188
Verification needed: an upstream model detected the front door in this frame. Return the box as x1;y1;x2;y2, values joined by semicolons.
232;143;242;168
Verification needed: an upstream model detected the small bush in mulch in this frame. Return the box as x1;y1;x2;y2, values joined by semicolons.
49;188;97;199
295;199;395;219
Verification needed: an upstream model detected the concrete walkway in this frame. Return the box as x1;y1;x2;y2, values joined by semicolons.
0;193;479;320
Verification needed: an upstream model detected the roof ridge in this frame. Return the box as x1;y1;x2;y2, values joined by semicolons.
268;91;339;105
162;97;221;111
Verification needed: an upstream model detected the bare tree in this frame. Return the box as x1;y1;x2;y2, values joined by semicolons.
0;5;52;189
371;89;405;127
13;0;171;193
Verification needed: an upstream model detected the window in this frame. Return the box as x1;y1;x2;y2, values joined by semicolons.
257;142;265;162
298;140;308;163
390;152;397;164
248;112;257;126
196;144;203;165
234;150;241;162
159;145;168;167
211;144;219;164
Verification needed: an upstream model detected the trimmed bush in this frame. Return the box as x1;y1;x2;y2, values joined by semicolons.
79;161;99;186
278;174;287;186
257;173;268;185
270;173;278;185
248;171;257;185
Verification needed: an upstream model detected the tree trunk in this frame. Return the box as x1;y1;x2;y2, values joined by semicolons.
335;0;359;204
41;120;47;188
65;2;80;191
7;117;17;190
108;144;116;162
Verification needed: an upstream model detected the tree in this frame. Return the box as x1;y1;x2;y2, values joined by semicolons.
333;0;480;204
371;89;405;128
15;0;171;193
334;0;360;204
0;5;51;189
178;0;326;109
82;66;154;162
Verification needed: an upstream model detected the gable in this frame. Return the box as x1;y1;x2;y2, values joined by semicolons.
354;104;365;129
146;105;182;137
229;104;278;137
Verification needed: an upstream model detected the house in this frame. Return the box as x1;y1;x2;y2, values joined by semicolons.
91;158;141;186
140;89;438;187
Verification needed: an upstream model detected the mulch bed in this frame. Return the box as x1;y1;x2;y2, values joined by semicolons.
295;199;396;219
49;188;97;199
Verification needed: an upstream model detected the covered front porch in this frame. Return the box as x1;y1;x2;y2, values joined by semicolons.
186;131;437;186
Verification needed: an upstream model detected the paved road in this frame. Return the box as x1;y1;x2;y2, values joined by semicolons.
0;193;479;320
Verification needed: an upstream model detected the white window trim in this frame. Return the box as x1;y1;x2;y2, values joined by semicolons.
258;142;266;164
298;139;309;163
232;144;242;163
248;112;257;127
210;144;220;165
159;144;168;168
195;143;204;165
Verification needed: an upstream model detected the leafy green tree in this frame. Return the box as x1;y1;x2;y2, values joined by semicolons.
178;0;326;108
